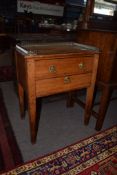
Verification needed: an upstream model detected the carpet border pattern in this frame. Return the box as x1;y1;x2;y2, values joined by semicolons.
2;125;117;175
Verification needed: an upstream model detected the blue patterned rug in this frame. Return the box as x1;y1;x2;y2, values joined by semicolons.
1;125;117;175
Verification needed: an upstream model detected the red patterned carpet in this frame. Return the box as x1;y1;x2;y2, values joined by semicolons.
0;88;23;173
1;126;117;175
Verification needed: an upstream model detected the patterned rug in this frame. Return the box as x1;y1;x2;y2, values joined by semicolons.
0;88;23;173
1;125;117;175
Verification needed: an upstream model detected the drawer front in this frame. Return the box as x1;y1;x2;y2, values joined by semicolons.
36;73;92;97
35;57;93;80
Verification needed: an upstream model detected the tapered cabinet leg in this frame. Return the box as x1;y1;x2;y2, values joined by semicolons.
95;87;113;131
28;98;42;144
18;83;25;119
84;86;94;125
84;54;99;125
92;86;98;105
66;91;76;107
28;99;37;144
26;59;37;143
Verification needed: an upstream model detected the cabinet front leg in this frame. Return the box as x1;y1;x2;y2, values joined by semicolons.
66;91;77;107
18;83;25;119
84;86;94;125
84;54;99;126
28;99;37;144
26;59;37;144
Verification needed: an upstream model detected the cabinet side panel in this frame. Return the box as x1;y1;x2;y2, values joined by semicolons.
15;51;27;90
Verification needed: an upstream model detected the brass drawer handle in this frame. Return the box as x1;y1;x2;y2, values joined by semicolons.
64;76;71;84
49;65;56;73
79;63;84;69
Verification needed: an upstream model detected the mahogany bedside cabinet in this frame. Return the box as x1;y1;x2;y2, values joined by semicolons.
15;42;99;143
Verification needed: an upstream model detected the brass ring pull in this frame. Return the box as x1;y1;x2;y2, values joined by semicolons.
64;76;71;84
49;65;56;73
79;63;84;69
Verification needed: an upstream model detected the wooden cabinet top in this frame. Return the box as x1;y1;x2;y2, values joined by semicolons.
16;42;100;58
